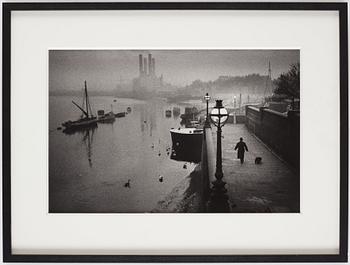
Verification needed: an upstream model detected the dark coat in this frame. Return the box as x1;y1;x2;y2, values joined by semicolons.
234;141;248;159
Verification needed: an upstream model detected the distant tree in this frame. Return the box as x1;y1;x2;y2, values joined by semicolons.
274;63;300;101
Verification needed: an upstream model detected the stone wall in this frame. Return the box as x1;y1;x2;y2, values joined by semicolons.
245;106;300;170
227;114;246;124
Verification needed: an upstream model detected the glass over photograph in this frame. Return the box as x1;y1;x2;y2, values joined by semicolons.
49;49;300;213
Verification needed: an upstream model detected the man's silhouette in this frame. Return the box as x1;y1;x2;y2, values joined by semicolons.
234;137;248;164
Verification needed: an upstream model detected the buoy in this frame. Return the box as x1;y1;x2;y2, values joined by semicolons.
183;164;187;169
158;175;164;182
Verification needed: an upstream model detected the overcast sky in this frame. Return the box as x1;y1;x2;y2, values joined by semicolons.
49;50;299;91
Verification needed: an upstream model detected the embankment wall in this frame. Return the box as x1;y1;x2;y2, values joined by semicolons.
245;106;300;170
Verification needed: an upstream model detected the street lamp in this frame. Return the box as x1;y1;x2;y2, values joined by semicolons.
209;100;230;212
233;96;237;124
204;93;211;127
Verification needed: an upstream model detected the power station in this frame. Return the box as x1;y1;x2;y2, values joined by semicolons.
133;53;163;96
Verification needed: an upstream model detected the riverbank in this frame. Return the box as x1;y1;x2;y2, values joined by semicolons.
152;165;204;213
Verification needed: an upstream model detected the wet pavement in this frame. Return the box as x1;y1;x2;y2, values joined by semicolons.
212;124;300;213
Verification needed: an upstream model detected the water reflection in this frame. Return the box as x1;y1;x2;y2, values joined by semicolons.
49;96;202;212
82;128;95;167
62;126;97;168
62;123;97;135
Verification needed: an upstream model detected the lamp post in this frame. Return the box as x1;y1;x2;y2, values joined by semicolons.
233;96;237;124
209;100;230;212
204;93;211;127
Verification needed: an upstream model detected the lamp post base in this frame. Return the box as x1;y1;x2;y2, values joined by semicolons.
204;118;211;128
207;179;230;213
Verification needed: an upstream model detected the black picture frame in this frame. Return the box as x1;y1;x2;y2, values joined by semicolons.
2;2;348;263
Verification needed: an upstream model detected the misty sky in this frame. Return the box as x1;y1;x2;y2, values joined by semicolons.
49;50;299;91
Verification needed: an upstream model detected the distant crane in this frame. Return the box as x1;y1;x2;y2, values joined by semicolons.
264;61;273;97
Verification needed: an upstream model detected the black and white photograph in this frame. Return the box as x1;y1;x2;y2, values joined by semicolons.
49;49;300;213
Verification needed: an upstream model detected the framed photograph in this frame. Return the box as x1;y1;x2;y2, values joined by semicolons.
2;2;348;263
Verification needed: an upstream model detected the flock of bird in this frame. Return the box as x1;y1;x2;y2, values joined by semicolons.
123;140;188;189
123;174;165;189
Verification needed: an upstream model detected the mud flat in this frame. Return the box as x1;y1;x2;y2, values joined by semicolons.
152;165;205;213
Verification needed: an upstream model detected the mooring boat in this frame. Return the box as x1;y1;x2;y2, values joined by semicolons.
97;110;116;123
115;112;126;118
165;110;172;117
62;81;98;131
170;127;203;163
97;105;116;123
172;107;180;116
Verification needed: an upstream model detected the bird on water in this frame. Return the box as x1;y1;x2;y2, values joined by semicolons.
124;179;131;188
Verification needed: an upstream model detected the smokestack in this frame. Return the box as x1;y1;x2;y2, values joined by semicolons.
143;58;147;75
152;58;155;76
148;54;152;76
139;54;143;76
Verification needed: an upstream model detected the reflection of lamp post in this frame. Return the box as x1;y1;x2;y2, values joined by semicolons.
204;93;211;127
209;100;230;212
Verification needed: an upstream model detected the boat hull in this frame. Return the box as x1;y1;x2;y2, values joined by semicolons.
98;117;115;123
170;128;203;163
115;112;126;118
98;112;116;123
62;118;98;133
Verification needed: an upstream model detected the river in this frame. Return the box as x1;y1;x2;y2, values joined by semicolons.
49;96;199;213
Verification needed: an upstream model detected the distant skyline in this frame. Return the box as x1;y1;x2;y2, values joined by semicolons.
49;50;300;91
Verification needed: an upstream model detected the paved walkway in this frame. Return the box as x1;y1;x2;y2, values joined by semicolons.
211;124;299;213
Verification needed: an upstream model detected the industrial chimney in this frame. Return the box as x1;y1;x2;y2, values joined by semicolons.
148;54;152;76
143;57;147;75
139;54;143;76
152;58;155;76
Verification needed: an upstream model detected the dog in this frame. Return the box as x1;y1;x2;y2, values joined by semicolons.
255;157;262;164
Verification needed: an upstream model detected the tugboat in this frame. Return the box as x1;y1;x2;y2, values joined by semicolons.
172;107;180;117
62;81;97;131
170;127;203;163
180;107;198;120
97;106;116;123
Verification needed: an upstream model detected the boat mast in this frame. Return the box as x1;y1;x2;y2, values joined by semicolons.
84;80;89;118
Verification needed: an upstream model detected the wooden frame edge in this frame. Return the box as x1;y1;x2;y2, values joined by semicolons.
2;2;348;263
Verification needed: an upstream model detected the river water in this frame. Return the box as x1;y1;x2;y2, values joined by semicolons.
49;96;199;213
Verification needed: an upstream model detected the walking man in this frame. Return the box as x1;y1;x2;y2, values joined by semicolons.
234;137;248;164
